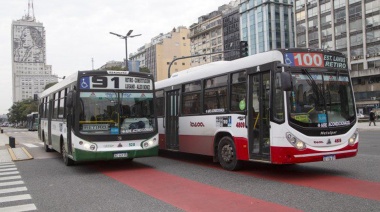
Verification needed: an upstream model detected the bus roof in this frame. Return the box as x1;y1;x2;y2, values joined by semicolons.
156;50;284;89
156;48;345;89
39;71;79;99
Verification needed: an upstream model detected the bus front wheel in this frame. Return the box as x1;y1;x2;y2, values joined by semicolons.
61;143;74;166
217;136;241;171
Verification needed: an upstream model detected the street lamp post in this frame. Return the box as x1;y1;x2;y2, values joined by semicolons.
110;30;141;71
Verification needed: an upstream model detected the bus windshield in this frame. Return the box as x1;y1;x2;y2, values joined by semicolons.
78;91;155;135
287;68;355;128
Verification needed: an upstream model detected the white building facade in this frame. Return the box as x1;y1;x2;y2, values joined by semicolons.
11;6;57;102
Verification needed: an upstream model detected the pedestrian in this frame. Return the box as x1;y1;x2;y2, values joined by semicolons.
369;110;376;126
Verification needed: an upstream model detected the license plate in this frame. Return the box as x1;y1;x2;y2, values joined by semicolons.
114;153;128;158
323;155;336;162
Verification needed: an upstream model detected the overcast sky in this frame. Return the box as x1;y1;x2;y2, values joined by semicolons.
0;0;229;115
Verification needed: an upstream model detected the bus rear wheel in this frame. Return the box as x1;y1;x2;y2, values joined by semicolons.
61;143;74;166
217;136;241;171
43;134;51;152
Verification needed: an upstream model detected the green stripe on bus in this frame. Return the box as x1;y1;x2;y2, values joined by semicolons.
72;146;159;161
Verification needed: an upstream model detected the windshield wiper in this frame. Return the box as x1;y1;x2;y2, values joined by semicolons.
302;69;326;109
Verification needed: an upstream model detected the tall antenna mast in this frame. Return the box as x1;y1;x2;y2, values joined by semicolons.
26;0;35;21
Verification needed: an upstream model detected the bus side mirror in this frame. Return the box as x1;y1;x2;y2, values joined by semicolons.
66;91;75;108
281;72;292;91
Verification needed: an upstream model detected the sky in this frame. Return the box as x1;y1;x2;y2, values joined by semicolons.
0;0;229;115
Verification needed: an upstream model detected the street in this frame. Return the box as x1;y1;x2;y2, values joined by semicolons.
0;126;379;211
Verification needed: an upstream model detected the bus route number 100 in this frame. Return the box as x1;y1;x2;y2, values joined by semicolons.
285;53;324;68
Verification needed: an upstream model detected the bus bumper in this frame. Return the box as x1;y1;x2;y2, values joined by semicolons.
72;146;159;162
270;143;358;164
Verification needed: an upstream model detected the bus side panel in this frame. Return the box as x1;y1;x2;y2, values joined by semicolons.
51;120;63;152
234;137;249;160
157;117;166;149
178;135;214;156
159;133;166;149
40;119;48;144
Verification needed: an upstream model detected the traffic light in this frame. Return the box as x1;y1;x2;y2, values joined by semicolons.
239;41;249;58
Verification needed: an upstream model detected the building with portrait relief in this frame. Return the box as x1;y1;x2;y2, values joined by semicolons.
11;1;57;102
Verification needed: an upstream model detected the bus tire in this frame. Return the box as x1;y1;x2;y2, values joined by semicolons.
43;134;51;152
61;143;74;166
217;136;241;171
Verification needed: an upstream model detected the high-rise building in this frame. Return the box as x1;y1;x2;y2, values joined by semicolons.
189;5;228;67
223;2;241;61
11;0;57;102
240;0;294;55
130;26;191;81
294;0;380;114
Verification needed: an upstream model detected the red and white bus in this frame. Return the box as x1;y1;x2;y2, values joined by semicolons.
155;48;358;170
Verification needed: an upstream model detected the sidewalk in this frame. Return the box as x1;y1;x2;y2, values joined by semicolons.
0;131;33;163
357;120;380;131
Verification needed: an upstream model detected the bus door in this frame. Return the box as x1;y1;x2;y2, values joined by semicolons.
47;99;53;147
248;71;271;161
165;90;179;150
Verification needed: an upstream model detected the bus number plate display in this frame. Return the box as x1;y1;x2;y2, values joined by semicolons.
114;153;128;158
323;155;336;162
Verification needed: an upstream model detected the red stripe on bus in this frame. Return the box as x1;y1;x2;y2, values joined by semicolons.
271;145;358;164
99;164;300;212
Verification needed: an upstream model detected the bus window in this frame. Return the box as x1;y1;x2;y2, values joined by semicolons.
155;90;164;117
204;75;227;113
182;81;201;115
230;71;246;111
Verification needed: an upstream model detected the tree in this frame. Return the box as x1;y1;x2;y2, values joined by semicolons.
8;99;38;126
100;66;124;71
140;67;150;73
45;82;58;90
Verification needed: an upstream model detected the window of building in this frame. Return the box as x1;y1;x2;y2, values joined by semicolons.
366;1;380;14
334;9;346;23
320;2;331;14
334;0;345;9
335;23;347;36
336;37;347;49
349;4;361;17
368;60;380;69
351;63;364;71
296;11;305;22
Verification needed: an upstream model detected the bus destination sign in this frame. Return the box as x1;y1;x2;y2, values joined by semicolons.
284;53;347;69
80;76;152;90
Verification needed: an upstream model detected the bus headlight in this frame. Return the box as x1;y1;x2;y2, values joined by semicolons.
141;137;157;149
348;131;358;146
286;132;306;150
80;140;97;151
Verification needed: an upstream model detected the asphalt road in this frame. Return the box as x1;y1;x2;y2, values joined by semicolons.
0;128;379;211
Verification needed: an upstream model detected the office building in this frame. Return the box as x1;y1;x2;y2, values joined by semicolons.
223;2;241;61
11;1;57;102
294;0;380;114
240;0;294;55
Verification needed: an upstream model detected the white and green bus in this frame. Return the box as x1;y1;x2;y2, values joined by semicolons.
26;112;39;131
38;70;158;165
